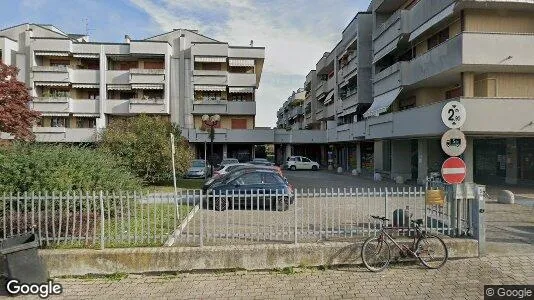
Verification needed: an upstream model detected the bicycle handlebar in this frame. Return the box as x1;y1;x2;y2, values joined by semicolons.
370;215;389;222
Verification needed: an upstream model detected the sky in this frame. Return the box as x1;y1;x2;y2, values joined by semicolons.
1;0;371;127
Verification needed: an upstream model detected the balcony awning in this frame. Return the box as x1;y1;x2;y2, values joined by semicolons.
107;84;131;90
73;113;99;117
409;3;455;42
363;87;402;118
34;51;70;57
73;53;99;58
39;112;70;117
194;56;226;63
194;85;226;92
373;37;400;64
34;82;70;87
131;83;164;90
228;59;255;67
72;83;99;89
229;87;254;93
323;90;335;105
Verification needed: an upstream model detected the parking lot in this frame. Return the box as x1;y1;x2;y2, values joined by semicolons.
283;169;411;189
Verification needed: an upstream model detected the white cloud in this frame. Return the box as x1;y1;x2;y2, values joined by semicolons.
129;0;370;126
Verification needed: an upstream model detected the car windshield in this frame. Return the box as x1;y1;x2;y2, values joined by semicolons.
191;161;205;167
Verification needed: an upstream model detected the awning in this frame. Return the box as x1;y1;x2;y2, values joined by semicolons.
194;56;226;63
107;84;131;90
39;112;70;117
363;87;403;118
72;84;99;89
73;53;99;59
194;85;226;92
73;113;99;117
131;83;164;90
229;59;255;67
34;82;70;87
373;37;400;64
229;87;254;93
323;90;335;105
35;51;69;57
409;3;455;42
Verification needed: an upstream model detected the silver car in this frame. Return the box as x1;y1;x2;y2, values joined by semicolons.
184;159;211;179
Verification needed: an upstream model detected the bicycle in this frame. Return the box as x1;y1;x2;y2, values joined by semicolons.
361;215;448;272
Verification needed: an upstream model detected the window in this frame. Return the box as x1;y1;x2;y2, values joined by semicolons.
76;118;96;128
144;61;164;69
142;90;163;100
197;91;222;101
50;59;70;67
229;66;254;74
230;93;251;102
88;91;99;100
51;117;67;128
302;157;311;163
399;96;416;111
117;61;138;70
234;173;262;185
427;28;449;50
195;62;222;71
263;173;283;184
445;86;462;99
231;119;247;129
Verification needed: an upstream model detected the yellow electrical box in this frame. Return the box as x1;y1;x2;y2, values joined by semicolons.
426;189;445;206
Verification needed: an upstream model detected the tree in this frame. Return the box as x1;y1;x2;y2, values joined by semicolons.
0;62;40;140
99;115;194;183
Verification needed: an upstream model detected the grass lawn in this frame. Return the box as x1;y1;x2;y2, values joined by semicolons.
148;178;205;193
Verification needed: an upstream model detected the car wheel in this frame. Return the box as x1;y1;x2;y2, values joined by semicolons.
290;165;297;171
214;196;227;211
275;196;290;211
312;165;318;171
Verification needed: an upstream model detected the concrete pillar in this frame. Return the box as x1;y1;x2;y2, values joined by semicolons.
284;144;292;161
356;143;362;173
464;137;474;182
320;145;326;166
417;139;429;185
505;138;518;184
96;45;107;130
463;72;475;97
251;145;256;159
222;144;228;159
373;140;384;172
391;140;412;180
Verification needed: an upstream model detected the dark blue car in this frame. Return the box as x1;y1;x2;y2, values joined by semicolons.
205;169;293;211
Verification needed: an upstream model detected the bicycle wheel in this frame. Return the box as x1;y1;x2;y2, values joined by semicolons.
361;236;391;272
416;235;448;269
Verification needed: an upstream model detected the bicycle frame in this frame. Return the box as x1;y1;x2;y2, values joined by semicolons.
377;224;423;257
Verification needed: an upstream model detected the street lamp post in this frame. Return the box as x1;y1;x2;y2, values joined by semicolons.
202;114;221;176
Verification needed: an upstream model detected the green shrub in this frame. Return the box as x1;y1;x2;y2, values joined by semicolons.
98;115;194;184
0;143;141;192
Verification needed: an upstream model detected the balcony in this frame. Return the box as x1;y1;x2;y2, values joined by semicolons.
129;99;166;114
315;81;326;98
70;99;99;115
228;47;265;59
373;10;409;62
315;108;325;121
193;70;226;76
326;77;335;92
32;38;71;52
191;100;256;115
338;91;358;116
227;73;256;87
34;127;97;143
462;32;534;67
31;97;69;112
106;70;130;85
325;103;335;119
289;106;303;119
105;100;130;114
373;61;407;97
130;41;169;54
336;124;352;142
191;43;228;57
130;68;165;84
407;0;456;42
32;65;69;83
193;73;227;85
70;69;99;84
340;56;358;80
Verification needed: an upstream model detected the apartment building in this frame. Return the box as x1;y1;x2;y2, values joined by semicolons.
276;0;534;185
0;23;265;162
276;88;306;130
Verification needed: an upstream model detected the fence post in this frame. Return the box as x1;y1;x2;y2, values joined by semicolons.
294;189;298;245
384;188;388;222
99;191;105;250
474;185;486;256
199;190;204;247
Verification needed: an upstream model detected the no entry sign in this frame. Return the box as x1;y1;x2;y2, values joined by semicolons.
441;157;466;184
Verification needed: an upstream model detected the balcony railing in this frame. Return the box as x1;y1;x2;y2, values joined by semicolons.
129;68;165;75
32;65;68;72
34;97;70;102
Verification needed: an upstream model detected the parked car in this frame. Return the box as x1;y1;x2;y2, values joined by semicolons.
184;159;211;179
205;169;294;211
249;158;273;165
203;164;284;190
213;163;252;178
219;158;239;166
285;156;320;171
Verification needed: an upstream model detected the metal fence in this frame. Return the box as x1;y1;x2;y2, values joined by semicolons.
0;186;474;248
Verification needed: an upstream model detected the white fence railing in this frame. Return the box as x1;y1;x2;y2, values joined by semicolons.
0;187;473;248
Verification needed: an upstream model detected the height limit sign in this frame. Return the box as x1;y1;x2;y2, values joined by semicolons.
441;101;466;129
